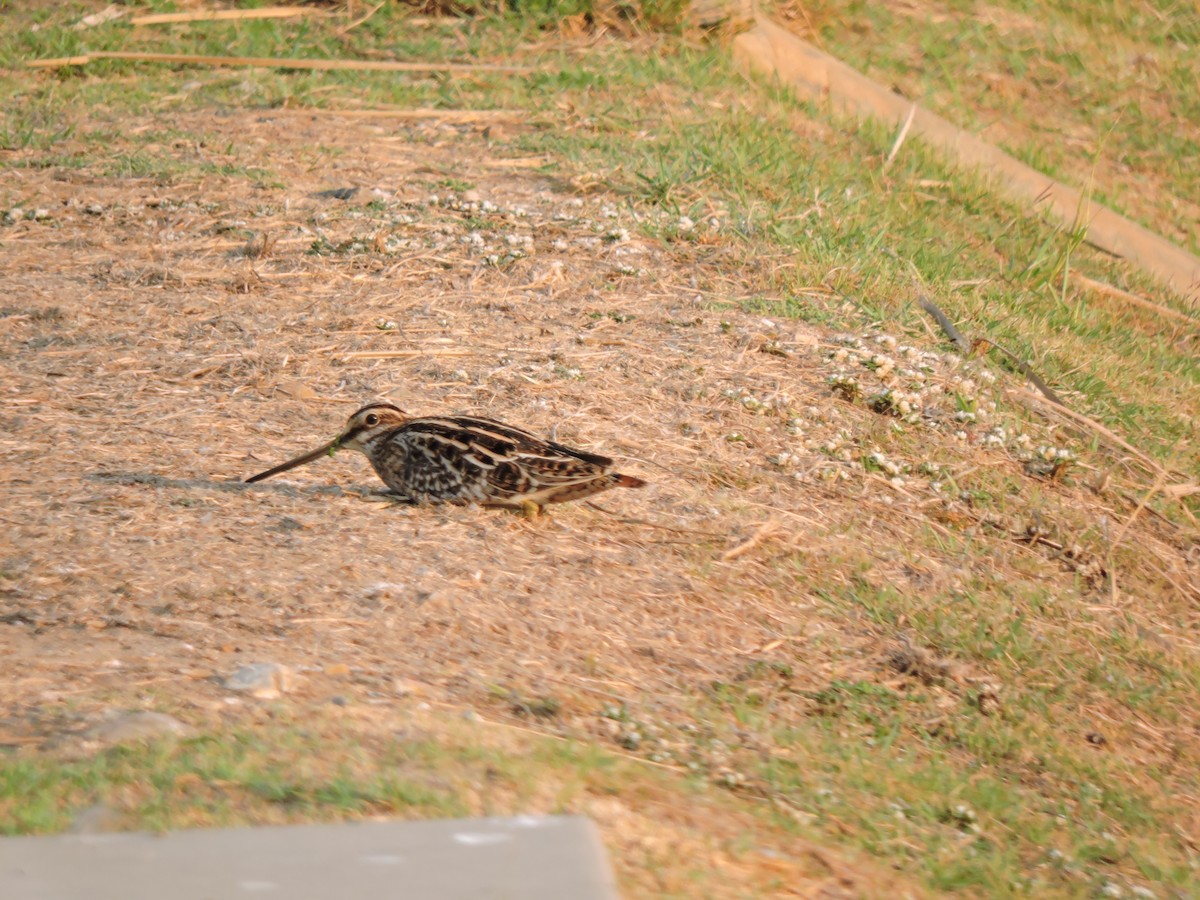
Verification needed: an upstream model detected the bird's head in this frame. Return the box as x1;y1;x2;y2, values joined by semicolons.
244;402;407;483
332;403;408;452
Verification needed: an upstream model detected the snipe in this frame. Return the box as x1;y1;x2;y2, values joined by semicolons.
245;403;646;516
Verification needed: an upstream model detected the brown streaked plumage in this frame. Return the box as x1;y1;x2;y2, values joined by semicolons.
245;403;646;515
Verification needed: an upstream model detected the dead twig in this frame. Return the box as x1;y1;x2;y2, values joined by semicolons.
882;103;917;174
28;52;533;75
916;277;1063;405
335;1;385;37
918;295;970;353
130;7;317;26
1110;468;1172;551
722;519;780;561
973;338;1065;406
1072;273;1198;327
298;108;523;122
340;349;475;360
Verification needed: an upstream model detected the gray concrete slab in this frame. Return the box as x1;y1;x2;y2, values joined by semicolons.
0;815;618;899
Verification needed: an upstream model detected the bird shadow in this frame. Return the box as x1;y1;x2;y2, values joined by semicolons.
86;472;643;530
88;470;402;502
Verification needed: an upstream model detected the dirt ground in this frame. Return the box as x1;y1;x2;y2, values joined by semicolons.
2;105;1196;895
2;107;885;719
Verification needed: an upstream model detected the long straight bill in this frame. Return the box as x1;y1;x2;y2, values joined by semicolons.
245;440;338;483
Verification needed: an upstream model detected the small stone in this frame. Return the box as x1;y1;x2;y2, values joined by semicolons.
84;710;190;745
223;662;295;699
325;663;352;678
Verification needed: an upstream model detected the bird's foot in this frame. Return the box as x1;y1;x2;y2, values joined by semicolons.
519;499;543;521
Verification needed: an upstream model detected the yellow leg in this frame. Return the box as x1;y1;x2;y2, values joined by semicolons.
520;499;542;520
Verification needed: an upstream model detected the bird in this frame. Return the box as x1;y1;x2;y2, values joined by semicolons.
245;402;646;517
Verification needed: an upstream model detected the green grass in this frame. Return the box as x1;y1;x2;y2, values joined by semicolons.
698;605;1199;894
2;3;1197;895
760;731;1193;895
0;710;665;836
0;724;466;834
744;519;1199;893
0;710;739;894
793;0;1200;258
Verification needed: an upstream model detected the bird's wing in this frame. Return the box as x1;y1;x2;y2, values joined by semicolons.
402;417;614;502
392;425;485;502
446;416;615;467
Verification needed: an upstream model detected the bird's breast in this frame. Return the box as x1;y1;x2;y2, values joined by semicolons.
362;433;411;493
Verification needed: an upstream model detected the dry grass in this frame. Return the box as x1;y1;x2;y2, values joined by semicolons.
1;13;1198;896
2;108;884;712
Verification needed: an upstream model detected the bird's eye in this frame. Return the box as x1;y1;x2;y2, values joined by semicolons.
364;413;380;426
